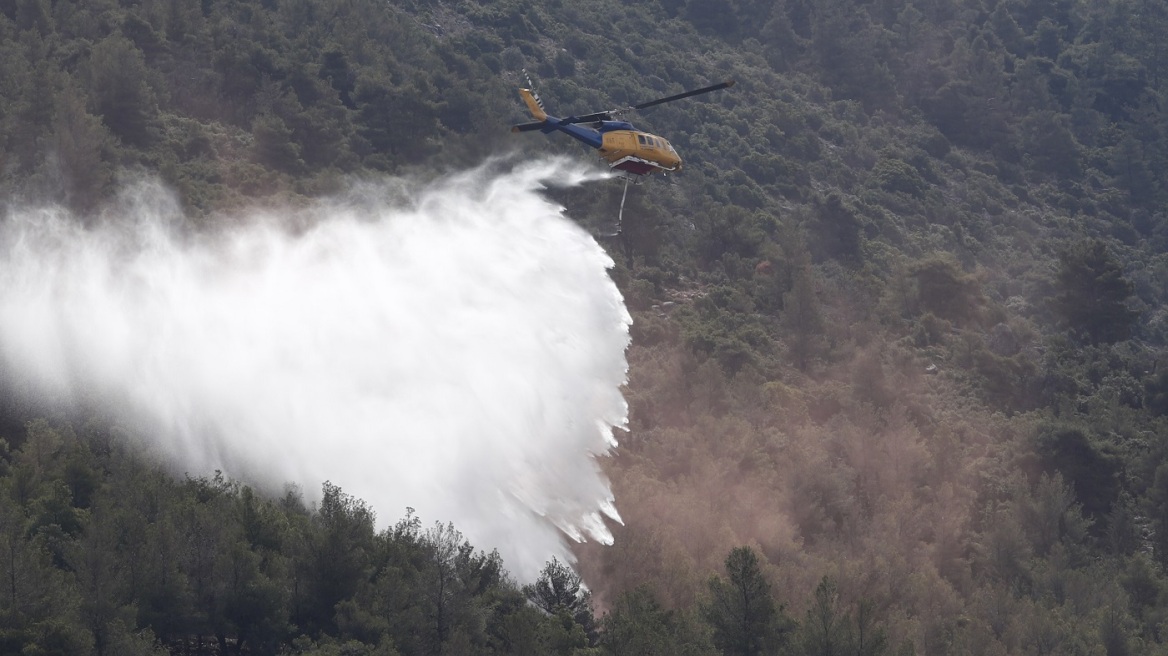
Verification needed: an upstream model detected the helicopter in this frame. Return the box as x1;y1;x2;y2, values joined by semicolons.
511;75;735;176
511;74;735;231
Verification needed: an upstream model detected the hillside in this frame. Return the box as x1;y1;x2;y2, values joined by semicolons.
1;0;1168;654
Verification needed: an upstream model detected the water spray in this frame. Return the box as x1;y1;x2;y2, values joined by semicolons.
0;157;630;578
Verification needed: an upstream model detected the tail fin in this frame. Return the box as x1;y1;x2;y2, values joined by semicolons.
519;69;548;121
518;88;547;121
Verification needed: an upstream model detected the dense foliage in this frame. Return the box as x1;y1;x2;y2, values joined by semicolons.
2;0;1168;653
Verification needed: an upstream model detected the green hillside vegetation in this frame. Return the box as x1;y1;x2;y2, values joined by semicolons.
2;0;1168;653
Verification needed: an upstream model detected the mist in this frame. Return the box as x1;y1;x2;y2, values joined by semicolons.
0;157;630;579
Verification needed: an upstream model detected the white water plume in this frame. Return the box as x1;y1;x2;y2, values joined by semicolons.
0;157;630;578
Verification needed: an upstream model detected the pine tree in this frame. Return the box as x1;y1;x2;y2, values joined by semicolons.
701;547;791;656
1053;239;1137;344
524;557;596;642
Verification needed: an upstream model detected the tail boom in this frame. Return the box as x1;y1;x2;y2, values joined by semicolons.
513;88;603;149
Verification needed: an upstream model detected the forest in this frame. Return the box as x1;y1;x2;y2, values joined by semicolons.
2;0;1168;653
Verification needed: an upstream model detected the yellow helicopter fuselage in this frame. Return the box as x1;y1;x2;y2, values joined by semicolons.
597;130;682;175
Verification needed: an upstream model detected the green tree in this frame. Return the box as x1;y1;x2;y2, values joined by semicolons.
300;482;376;635
797;578;887;656
0;487;92;654
810;0;895;109
601;585;714;656
252;113;306;173
524;556;596;642
71;500;133;656
420;521;501;654
1053;240;1137;344
48;81;112;211
1146;462;1168;568
220;540;290;653
701;546;791;656
809;194;861;263
483;589;547;655
1114;134;1157;206
783;259;824;371
1035;424;1120;523
1020;111;1081;177
85;35;157;147
910;255;984;324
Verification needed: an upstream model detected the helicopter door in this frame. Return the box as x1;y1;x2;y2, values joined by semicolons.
601;131;636;153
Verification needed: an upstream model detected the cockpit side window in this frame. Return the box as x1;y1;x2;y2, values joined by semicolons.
637;135;647;145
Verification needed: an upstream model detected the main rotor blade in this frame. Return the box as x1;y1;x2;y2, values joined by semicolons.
511;121;546;133
632;79;736;111
512;114;608;132
511;79;734;131
563;111;613;124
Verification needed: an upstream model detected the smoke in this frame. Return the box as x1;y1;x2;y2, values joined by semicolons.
0;157;630;578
